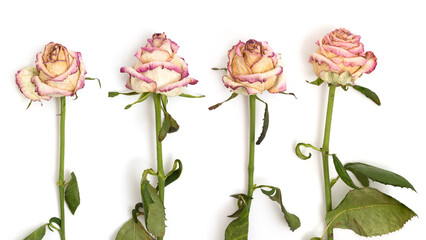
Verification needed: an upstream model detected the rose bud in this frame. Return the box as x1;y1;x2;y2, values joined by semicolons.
121;33;198;97
222;39;286;95
309;28;377;85
16;42;86;101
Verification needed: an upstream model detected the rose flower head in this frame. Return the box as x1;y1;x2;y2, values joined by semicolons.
309;28;377;85
222;39;286;95
121;33;198;97
16;42;86;101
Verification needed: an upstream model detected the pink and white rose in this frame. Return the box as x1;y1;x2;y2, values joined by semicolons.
309;28;377;85
16;42;86;101
222;39;286;95
121;33;198;97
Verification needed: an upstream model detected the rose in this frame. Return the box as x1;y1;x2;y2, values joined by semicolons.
121;33;198;97
222;39;286;95
309;28;377;85
16;42;86;101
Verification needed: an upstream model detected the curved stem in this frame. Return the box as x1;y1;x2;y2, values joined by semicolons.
246;95;256;208
322;85;336;240
153;93;165;240
58;96;66;240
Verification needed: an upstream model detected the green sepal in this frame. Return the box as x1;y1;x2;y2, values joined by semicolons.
332;155;359;189
279;92;297;99
208;93;238;110
125;92;151;109
306;78;324;86
349;85;381;106
255;96;269;145
141;180;166;238
65;172;80;214
165;159;183;187
26;100;33;109
325;187;417;237
257;185;301;231
295;143;321;160
178;93;205;98
23;225;46;240
108;91;139;98
85;77;101;88
225;206;249;240
211;67;227;71
345;162;415;191
115;219;155;240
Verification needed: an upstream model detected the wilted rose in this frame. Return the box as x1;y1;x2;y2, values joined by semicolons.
16;42;86;101
309;28;377;85
121;33;197;97
222;39;286;95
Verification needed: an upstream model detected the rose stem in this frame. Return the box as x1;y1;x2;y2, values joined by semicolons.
247;95;256;209
153;93;165;240
321;85;336;240
58;96;66;240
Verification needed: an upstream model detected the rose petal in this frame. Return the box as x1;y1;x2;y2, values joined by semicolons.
142;66;182;89
45;51;80;82
120;66;155;84
322;45;357;58
136;61;182;74
33;75;74;97
73;52;86;93
222;75;260;95
126;76;157;93
238;65;283;83
352;51;377;79
309;53;341;72
268;73;286;93
16;67;51;101
139;49;171;63
158;77;198;96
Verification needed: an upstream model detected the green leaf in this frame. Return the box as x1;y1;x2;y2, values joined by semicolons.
259;186;301;231
352;171;370;187
167;114;179;133
211;67;228;71
65;172;80;214
306;78;324;86
141;180;166;238
23;225;46;240
125;92;151;109
108;91;139;98
165;159;183;187
116;219;155;240
350;85;381;106
208;93;238;110
255;96;269;145
326;187;417;237
225;206;249;240
228;194;250;218
295;143;320;160
178;93;205;98
332;155;358;189
345;162;415;191
48;217;61;228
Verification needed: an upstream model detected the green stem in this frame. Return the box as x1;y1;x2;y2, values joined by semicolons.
58;96;66;240
322;85;336;240
247;95;256;208
153;93;165;240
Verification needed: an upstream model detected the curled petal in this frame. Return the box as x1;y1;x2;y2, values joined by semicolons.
170;56;189;78
158;77;198;96
352;51;377;79
268;73;286;93
238;65;283;83
222;75;260;95
36;52;55;78
16;67;51;101
120;67;155;84
137;61;182;74
46;51;80;82
142;66;182;89
322;45;357;58
309;53;341;72
126;76;157;93
33;76;74;97
73;52;86;93
342;56;367;67
139;49;171;63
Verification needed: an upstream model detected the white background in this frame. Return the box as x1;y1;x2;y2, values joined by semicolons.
1;0;425;239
